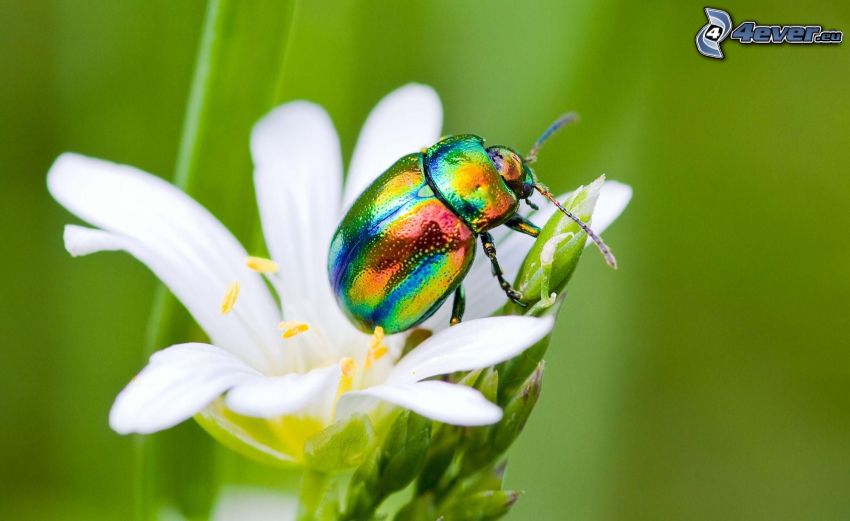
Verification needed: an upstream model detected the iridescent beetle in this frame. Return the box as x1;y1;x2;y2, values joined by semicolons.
328;115;616;334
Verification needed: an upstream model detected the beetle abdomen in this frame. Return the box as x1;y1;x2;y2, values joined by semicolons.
328;154;475;334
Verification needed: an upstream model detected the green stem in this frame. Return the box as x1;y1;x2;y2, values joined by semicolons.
134;4;225;518
172;0;223;190
134;0;297;519
297;470;330;521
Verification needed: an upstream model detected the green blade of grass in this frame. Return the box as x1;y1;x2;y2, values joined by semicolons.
136;1;297;519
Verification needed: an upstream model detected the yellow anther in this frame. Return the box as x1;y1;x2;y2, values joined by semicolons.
365;326;389;369
340;357;357;377
369;326;385;349
220;281;240;315
277;321;310;339
365;345;388;369
336;357;357;398
245;256;279;274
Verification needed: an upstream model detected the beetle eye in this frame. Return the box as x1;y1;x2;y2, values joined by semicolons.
487;149;503;169
486;146;525;196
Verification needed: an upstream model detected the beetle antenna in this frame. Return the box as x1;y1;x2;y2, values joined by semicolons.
533;183;617;269
525;112;578;164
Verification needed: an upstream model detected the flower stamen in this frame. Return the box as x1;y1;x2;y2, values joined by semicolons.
337;357;357;397
245;256;279;274
365;326;389;369
277;321;310;339
220;281;240;315
330;357;359;421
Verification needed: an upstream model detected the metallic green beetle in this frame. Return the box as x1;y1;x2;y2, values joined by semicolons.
327;115;616;334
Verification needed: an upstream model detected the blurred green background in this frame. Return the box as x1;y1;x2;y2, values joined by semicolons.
2;1;849;519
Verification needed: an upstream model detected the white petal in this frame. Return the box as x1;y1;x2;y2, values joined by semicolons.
590;180;632;234
63;226;270;372
225;364;341;419
389;316;553;385
343;84;442;209
342;381;502;426
460;181;633;320
48;154;281;369
64;224;124;256
251;102;356;345
110;343;260;435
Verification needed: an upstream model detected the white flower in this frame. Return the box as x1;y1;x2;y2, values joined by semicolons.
47;84;631;466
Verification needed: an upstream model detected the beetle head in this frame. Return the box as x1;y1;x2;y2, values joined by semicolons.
486;145;536;201
520;112;618;269
487;141;617;269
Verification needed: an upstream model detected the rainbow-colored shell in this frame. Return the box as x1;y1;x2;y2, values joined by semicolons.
328;135;520;333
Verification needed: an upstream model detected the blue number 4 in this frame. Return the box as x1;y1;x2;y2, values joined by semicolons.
731;22;755;43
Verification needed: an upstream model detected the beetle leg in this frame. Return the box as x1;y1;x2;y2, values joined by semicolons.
480;232;527;307
504;214;541;238
450;285;466;326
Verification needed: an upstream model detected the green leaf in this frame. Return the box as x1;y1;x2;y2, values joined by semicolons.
303;414;375;473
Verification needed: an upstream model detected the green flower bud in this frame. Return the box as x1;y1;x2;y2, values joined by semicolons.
315;481;342;521
303;414;375;473
462;462;506;495
379;411;431;493
495;178;605;394
496;336;549;399
475;367;499;404
491;363;544;454
510;176;605;316
438;490;522;521
461;363;544;475
343;468;376;521
394;493;438;521
342;411;431;520
459;368;501;471
456;368;484;388
416;423;461;494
